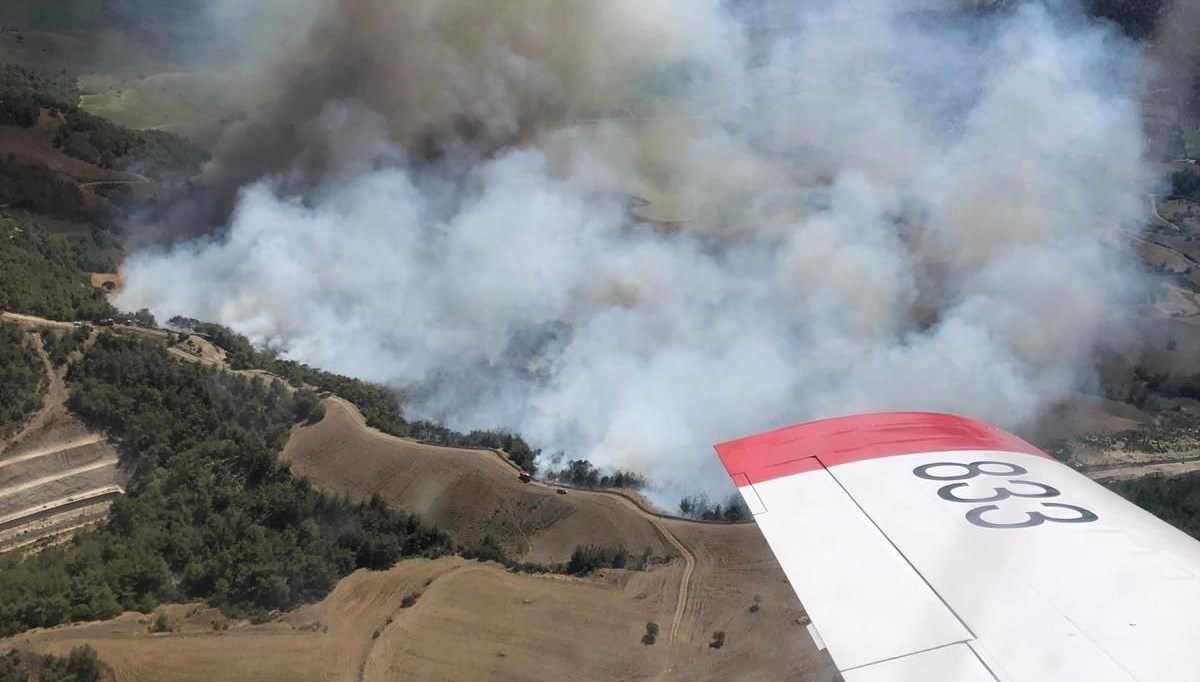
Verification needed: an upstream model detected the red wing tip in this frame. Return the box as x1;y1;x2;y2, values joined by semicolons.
715;412;1048;484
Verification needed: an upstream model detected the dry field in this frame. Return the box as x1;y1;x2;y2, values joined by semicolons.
282;396;673;564
6;552;833;682
0;350;834;681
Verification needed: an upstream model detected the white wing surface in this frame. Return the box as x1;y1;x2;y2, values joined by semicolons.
715;412;1200;682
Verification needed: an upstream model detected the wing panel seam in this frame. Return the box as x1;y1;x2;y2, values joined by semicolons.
838;639;988;675
823;462;979;640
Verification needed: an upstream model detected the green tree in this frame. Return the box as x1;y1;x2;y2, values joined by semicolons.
150;611;171;633
0;334;448;637
642;621;659;645
0;323;43;430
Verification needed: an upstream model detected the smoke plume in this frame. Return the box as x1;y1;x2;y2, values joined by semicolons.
117;0;1149;499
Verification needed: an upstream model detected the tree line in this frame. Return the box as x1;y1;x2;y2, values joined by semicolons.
168;317;542;473
0;333;449;636
460;535;656;576
545;459;648;490
678;493;750;523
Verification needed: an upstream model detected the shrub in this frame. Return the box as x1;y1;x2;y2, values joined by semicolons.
150;611;171;633
642;621;659;645
43;645;101;682
709;631;726;649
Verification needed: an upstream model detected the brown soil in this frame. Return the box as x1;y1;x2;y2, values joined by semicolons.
0;111;140;183
1026;393;1153;445
89;273;124;292
282;397;673;563
167;335;225;366
6;552;833;682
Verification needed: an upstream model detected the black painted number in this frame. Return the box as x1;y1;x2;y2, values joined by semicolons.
914;461;1026;481
966;503;1099;529
912;460;1097;529
936;480;1059;504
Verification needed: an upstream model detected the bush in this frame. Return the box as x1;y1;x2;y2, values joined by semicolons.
709;631;726;649
566;545;631;575
150;611;171;633
461;535;555;574
400;592;421;609
41;645;101;682
642;621;659;645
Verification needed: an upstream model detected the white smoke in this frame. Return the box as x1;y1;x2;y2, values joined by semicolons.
117;0;1148;500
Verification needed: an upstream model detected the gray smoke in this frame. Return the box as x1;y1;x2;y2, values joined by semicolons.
117;0;1149;500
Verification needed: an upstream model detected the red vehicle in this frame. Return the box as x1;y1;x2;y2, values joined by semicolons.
93;317;115;327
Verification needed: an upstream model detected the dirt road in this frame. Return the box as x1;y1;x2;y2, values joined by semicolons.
0;457;119;500
0;312;76;329
0;435;104;470
1151;194;1186;232
77;174;151;190
1088;456;1200;482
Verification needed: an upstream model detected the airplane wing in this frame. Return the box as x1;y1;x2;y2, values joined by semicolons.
714;412;1200;682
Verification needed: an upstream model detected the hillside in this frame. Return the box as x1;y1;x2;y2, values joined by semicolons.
7;552;832;682
282;396;673;564
0;313;836;681
2;5;1200;681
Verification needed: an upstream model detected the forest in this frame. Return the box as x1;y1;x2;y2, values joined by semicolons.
0;157;90;221
0;64;78;127
1107;472;1200;539
0;322;43;431
0;333;448;636
0;214;116;321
